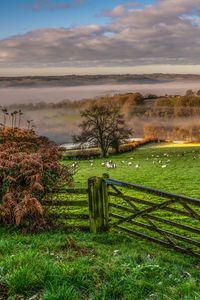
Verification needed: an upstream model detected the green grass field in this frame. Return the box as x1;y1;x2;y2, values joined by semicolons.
69;142;200;198
1;143;200;300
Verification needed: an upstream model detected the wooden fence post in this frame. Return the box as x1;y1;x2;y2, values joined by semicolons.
88;174;109;233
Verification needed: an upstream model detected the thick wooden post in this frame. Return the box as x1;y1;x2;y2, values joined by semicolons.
88;174;109;233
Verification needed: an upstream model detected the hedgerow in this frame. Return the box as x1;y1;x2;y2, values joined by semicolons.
63;138;159;159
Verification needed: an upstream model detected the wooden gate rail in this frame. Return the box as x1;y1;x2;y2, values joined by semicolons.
42;187;89;229
50;188;88;194
115;225;200;258
109;202;200;235
88;176;200;258
47;213;89;220
41;200;88;207
104;178;200;207
109;193;199;219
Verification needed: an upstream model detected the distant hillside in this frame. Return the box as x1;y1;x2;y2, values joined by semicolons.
1;73;200;88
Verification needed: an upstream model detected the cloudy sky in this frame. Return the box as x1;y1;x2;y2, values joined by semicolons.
0;0;200;76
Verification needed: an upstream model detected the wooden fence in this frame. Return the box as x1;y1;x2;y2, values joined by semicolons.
41;188;89;231
43;175;200;258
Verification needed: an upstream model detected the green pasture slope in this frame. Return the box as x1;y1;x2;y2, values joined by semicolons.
70;142;200;197
1;143;200;300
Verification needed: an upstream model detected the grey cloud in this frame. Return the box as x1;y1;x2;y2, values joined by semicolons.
1;0;200;69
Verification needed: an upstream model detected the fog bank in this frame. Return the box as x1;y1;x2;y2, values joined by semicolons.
1;81;200;105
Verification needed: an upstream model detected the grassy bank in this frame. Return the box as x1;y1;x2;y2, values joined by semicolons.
0;227;200;300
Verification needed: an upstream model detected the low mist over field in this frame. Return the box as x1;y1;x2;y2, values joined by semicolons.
3;85;200;144
0;74;200;105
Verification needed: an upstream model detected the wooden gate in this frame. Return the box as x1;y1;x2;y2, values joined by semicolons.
42;176;200;258
88;176;200;258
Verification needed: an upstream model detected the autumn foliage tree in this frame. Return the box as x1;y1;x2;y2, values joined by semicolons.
74;104;132;157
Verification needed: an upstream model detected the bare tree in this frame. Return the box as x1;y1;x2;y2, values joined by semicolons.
74;104;132;157
11;112;14;130
2;108;9;129
18;110;23;128
27;119;34;131
13;111;18;128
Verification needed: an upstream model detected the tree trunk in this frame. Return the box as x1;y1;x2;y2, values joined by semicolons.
115;148;119;154
101;146;108;158
114;144;120;154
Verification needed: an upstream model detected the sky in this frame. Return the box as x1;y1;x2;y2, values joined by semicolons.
0;0;200;76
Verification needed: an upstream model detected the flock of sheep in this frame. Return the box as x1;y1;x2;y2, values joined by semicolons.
70;152;175;170
70;149;200;172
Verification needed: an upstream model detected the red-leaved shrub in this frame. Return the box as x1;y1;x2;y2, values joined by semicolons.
0;131;73;230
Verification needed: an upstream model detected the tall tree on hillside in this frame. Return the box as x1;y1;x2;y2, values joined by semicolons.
18;110;23;128
13;111;18;128
74;104;132;157
2;108;9;129
11;112;14;130
27;119;34;131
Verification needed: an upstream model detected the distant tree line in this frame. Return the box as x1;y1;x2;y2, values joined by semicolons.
144;123;200;141
147;94;200;119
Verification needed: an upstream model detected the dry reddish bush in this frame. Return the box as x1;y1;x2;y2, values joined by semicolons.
0;127;36;140
0;132;73;230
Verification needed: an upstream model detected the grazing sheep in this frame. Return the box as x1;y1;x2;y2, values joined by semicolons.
106;162;116;169
164;153;169;157
71;162;78;168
